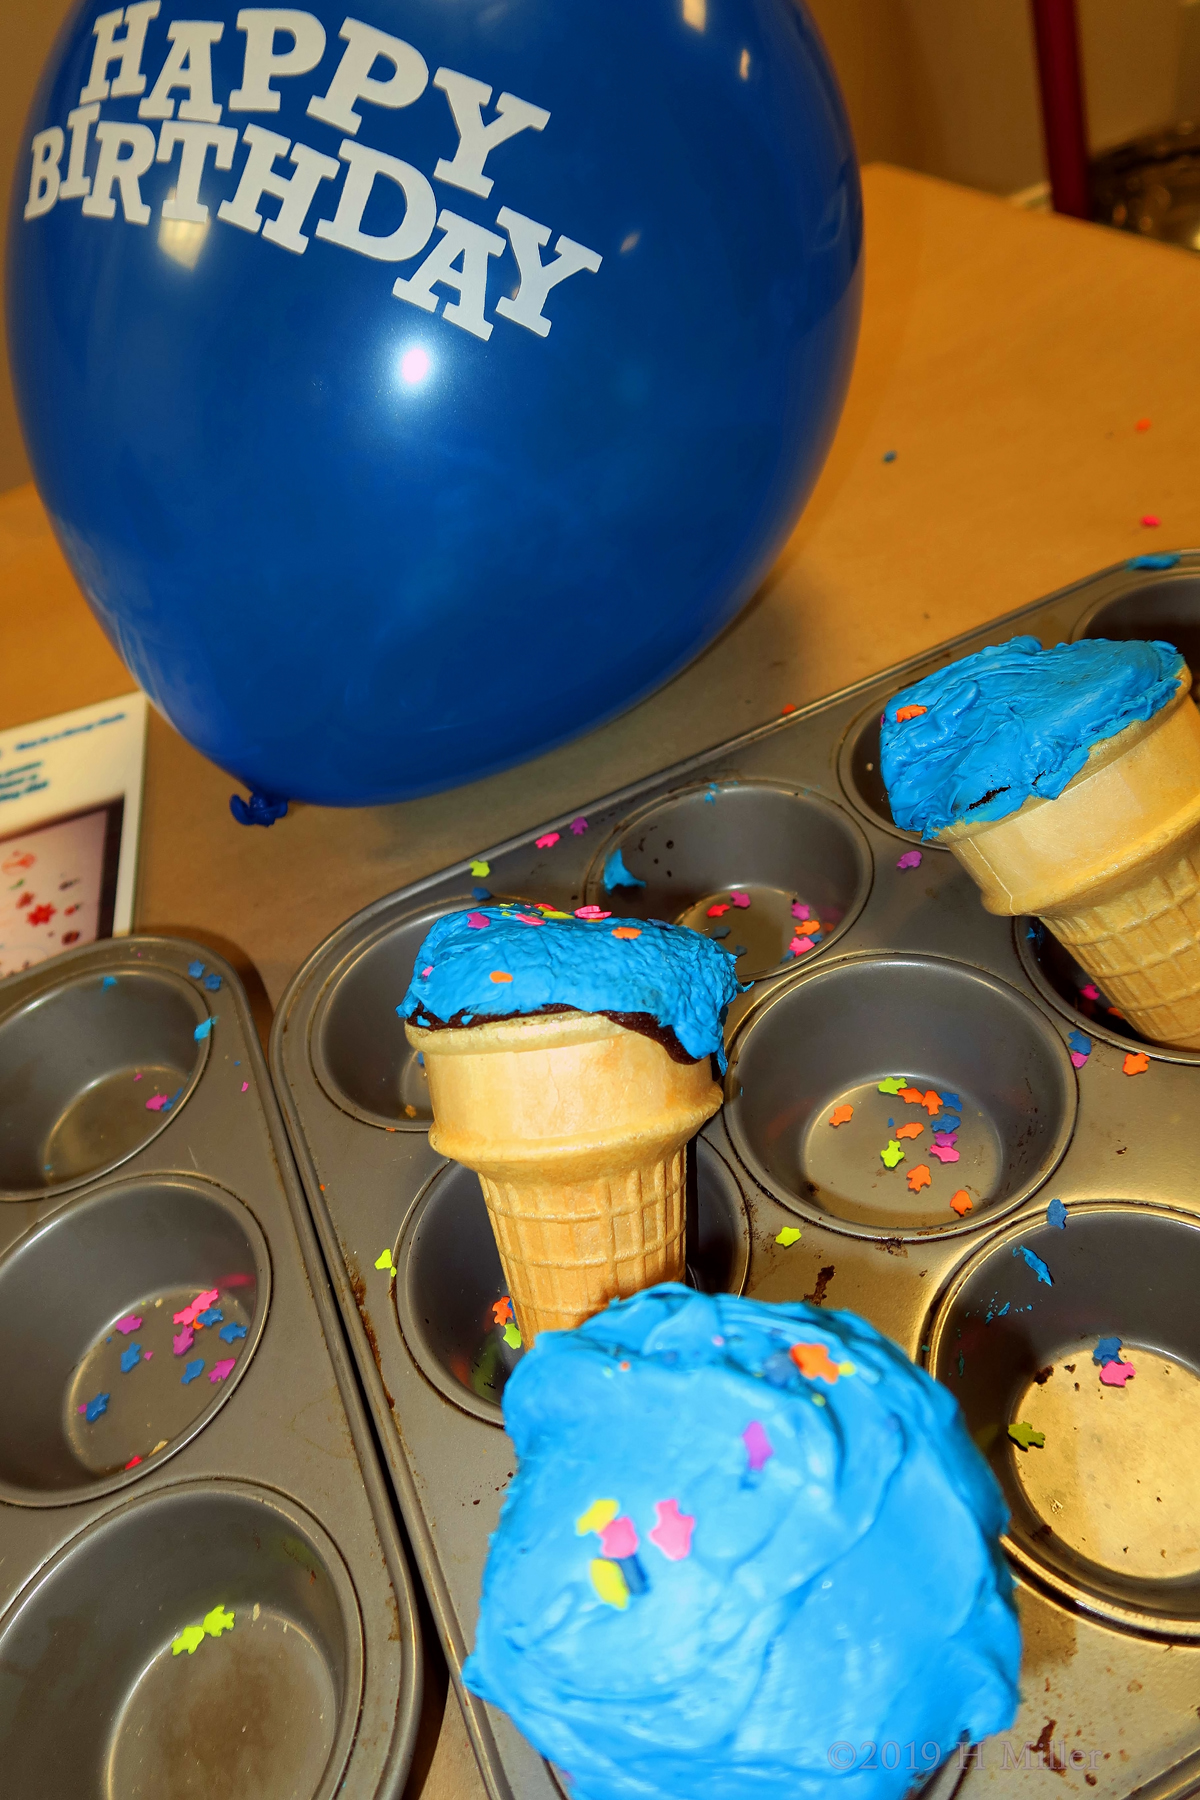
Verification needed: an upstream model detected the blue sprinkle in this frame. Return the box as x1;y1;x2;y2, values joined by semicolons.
938;1112;961;1133
119;1344;141;1373
1026;927;1038;939
1067;1029;1092;1055
1094;1335;1123;1366
182;1358;205;1385
997;1302;1009;1317
84;1392;110;1422
102;976;117;988
1047;1197;1068;1230
602;848;646;893
187;960;205;978
940;1092;962;1110
203;973;222;991
472;886;492;900
196;1307;223;1327
194;1018;213;1041
1015;1245;1053;1286
882;449;897;463
887;1117;894;1129
618;1553;648;1596
416;1052;424;1067
230;791;288;827
733;945;748;958
761;1349;794;1388
710;926;730;939
704;784;718;803
1127;552;1180;571
161;1086;184;1112
219;1321;248;1343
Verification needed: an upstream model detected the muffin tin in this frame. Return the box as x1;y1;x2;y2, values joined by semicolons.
0;937;422;1798
273;552;1200;1800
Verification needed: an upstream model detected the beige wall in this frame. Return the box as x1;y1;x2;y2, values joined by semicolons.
3;0;1200;496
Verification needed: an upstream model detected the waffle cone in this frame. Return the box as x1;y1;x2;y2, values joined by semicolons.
404;1012;722;1342
940;669;1200;1048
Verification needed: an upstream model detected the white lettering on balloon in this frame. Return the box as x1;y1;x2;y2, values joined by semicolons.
24;7;603;340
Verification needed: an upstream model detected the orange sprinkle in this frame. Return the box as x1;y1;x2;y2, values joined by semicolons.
895;704;927;723
781;703;796;714
612;926;642;939
1123;1050;1149;1075
790;1342;840;1383
898;1086;925;1105
490;971;513;984
619;1361;630;1371
1136;418;1151;431
798;918;820;934
707;903;730;917
895;1121;924;1140
829;1104;854;1127
492;1298;513;1325
950;1190;973;1216
907;1164;932;1193
921;1090;942;1116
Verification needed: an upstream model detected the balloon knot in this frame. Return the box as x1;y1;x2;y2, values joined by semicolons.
230;791;289;827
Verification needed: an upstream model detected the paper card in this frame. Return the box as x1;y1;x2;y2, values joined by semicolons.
0;694;147;978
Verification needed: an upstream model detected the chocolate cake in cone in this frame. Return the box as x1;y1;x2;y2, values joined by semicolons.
405;1010;721;1341
398;904;738;1345
882;635;1200;1049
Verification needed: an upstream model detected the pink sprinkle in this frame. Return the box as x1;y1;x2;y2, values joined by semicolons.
1070;1051;1089;1069
570;817;588;834
1100;1359;1136;1387
789;936;814;956
1141;514;1161;529
535;833;560;849
791;900;814;919
114;1315;142;1335
125;1456;142;1469
514;912;546;926
932;1131;958;1147
134;1072;143;1081
173;1288;219;1327
209;1358;236;1383
599;1516;639;1560
1080;984;1099;1000
648;1498;694;1561
896;849;923;870
575;905;611;920
420;966;433;976
466;914;489;929
929;1142;960;1164
743;1420;774;1472
173;1327;195;1356
730;892;751;908
76;1404;86;1415
143;1351;153;1361
241;1081;249;1092
145;1095;168;1112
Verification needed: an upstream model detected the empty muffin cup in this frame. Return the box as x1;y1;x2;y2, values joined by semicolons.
0;1174;268;1503
926;1204;1200;1637
584;781;872;979
395;1139;750;1424
0;966;210;1197
725;953;1076;1236
313;895;494;1127
0;1481;362;1798
1074;574;1200;700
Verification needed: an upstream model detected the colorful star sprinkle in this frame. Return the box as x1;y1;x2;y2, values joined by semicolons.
599;1516;639;1560
173;1326;194;1356
182;1359;205;1385
877;1077;908;1095
648;1498;694;1561
1067;1029;1091;1069
536;833;560;849
80;1392;110;1422
730;892;751;908
575;905;610;920
174;1290;220;1329
929;1141;959;1164
880;1139;905;1169
612;926;642;940
492;1297;513;1326
114;1314;142;1335
896;849;923;870
470;860;490;877
742;1420;774;1471
775;1226;801;1247
707;903;730;917
788;936;815;956
570;817;588;834
790;1342;840;1384
467;912;489;929
1100;1359;1136;1387
1123;1051;1149;1075
219;1322;247;1343
829;1104;853;1127
1093;1336;1123;1366
1008;1422;1045;1451
172;1605;235;1655
1015;1245;1053;1286
894;704;927;722
119;1344;141;1373
209;1358;236;1383
895;1121;923;1140
907;1164;932;1193
950;1191;973;1216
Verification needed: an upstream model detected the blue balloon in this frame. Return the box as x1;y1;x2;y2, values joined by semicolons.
7;0;860;805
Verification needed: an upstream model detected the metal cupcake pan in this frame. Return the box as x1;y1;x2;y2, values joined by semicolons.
0;937;422;1798
273;552;1200;1800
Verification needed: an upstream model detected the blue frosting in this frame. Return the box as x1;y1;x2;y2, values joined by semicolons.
464;1286;1020;1800
398;907;739;1065
881;635;1184;839
603;849;647;892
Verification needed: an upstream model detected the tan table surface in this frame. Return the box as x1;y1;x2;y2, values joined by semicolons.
4;160;1200;1796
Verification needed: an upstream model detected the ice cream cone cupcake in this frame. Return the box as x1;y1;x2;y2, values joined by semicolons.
881;634;1200;1049
399;905;738;1342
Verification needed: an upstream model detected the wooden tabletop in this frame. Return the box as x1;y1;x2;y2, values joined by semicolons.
4;161;1200;1796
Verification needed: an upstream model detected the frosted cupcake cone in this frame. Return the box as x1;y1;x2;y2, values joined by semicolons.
939;667;1200;1048
405;1010;722;1344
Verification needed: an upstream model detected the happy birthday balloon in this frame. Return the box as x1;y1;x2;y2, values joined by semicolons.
8;0;861;805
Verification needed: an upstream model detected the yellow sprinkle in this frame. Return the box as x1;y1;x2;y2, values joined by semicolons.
812;1394;827;1407
838;1362;856;1376
470;859;490;876
775;1227;801;1247
576;1498;619;1536
203;1604;235;1638
590;1558;630;1610
374;1248;395;1272
171;1625;205;1656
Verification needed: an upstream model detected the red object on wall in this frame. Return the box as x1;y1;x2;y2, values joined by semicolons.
1030;0;1091;218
